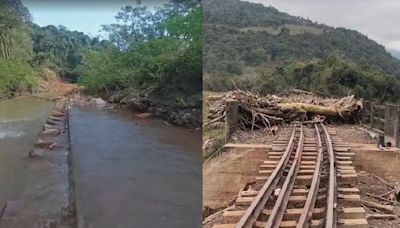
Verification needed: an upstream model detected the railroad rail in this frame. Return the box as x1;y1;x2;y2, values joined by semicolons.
212;124;368;228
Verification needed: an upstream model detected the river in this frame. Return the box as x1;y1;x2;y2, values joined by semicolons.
0;97;54;210
0;97;202;228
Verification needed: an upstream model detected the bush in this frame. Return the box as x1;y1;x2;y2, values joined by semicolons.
0;59;37;98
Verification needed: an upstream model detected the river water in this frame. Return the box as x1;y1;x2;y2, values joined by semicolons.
0;97;201;228
70;105;202;228
0;97;54;209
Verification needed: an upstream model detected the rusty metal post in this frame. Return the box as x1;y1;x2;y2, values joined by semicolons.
225;99;238;142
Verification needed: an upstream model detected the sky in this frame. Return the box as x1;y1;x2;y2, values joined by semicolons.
247;0;400;58
22;0;168;38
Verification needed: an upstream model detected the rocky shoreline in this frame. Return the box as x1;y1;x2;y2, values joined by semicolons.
71;90;202;129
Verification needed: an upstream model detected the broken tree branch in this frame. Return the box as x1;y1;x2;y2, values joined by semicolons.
361;200;394;213
366;193;400;206
366;214;398;220
371;174;394;189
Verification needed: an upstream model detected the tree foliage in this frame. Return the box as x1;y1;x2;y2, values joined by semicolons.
30;24;115;80
0;0;35;98
78;2;202;100
204;0;400;102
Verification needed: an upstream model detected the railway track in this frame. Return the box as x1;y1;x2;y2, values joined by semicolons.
212;124;368;228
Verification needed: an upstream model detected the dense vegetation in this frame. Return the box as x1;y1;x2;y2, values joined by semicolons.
0;0;36;98
77;1;202;103
204;0;400;102
0;0;113;98
0;0;202;106
30;24;115;80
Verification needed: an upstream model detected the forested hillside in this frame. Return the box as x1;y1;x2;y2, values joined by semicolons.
204;0;400;102
30;24;115;81
0;0;112;98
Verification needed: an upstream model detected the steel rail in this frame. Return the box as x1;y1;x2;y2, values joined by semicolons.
321;123;337;228
265;126;304;228
235;127;297;228
296;124;324;228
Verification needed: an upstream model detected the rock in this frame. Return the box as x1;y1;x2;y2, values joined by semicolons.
46;119;60;126
35;140;56;149
133;113;152;119
42;129;61;136
182;112;192;124
1;201;22;219
51;111;65;117
41;219;57;228
48;115;64;122
94;98;107;105
43;123;61;131
127;97;151;112
108;92;124;103
29;149;45;157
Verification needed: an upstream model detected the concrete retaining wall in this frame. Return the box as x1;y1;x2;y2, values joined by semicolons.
203;145;269;209
352;143;400;183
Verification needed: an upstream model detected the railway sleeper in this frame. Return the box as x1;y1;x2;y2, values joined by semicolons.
255;174;327;185
337;173;358;185
337;218;369;228
336;152;355;160
220;207;366;228
259;164;277;170
253;219;323;228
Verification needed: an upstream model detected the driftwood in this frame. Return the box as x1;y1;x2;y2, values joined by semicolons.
366;214;398;220
206;89;363;130
362;200;394;213
366;193;400;206
371;174;394;189
202;205;235;224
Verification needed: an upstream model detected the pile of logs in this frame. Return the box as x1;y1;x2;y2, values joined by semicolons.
206;89;363;130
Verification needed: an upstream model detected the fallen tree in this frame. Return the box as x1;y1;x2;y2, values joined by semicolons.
206;89;363;130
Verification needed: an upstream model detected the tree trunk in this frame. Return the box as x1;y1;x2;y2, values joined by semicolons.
278;103;341;117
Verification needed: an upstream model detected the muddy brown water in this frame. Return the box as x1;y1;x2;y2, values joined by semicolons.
0;96;54;209
1;97;201;228
70;105;202;228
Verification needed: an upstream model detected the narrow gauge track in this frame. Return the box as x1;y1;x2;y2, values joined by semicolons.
212;124;367;228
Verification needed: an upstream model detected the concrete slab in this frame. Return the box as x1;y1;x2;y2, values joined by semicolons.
351;143;400;183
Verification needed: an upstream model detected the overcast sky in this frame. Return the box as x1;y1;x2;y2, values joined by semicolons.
247;0;400;57
22;0;168;38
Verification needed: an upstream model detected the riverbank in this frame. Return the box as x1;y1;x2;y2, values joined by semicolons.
71;89;202;129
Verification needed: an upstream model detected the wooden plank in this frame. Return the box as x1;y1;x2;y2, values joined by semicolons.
223;143;272;149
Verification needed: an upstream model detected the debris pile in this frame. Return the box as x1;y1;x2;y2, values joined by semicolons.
206;89;363;130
